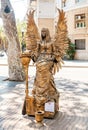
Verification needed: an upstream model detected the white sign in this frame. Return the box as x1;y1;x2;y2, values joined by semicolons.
45;101;55;112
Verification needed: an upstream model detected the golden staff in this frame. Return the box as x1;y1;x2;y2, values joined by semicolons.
20;52;31;114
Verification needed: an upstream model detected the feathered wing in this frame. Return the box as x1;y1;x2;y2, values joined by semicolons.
52;9;68;74
25;10;40;57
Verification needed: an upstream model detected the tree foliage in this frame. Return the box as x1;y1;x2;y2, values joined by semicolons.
0;26;8;53
66;39;75;60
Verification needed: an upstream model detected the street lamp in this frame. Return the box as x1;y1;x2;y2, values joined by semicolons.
21;29;25;53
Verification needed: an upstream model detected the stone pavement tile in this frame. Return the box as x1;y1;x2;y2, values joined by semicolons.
63;60;88;67
0;77;88;130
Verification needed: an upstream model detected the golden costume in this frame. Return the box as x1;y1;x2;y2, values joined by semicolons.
24;9;68;115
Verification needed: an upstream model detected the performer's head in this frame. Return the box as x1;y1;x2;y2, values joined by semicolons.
41;28;51;42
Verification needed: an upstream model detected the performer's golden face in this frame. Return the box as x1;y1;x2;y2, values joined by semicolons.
41;28;47;40
41;28;51;42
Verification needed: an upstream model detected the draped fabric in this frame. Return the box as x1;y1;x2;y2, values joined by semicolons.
32;43;59;106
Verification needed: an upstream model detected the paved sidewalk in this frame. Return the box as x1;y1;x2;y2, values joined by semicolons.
63;60;88;68
0;54;88;67
0;59;88;130
0;70;88;130
0;60;88;68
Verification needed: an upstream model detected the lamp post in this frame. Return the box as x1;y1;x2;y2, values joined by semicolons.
21;29;25;53
20;52;31;115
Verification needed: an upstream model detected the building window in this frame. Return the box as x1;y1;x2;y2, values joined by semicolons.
62;0;66;7
30;0;36;6
75;14;86;28
75;0;80;3
30;0;36;1
75;0;85;3
75;39;85;50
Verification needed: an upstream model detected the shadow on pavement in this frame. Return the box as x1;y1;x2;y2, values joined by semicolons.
0;76;88;130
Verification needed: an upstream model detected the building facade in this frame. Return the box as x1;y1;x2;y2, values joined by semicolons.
27;0;56;36
27;0;88;60
58;0;88;60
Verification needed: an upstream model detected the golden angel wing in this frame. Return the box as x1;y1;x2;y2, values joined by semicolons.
54;9;68;58
52;9;68;74
26;10;40;53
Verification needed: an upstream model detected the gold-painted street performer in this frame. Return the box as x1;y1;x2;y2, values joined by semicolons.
21;9;68;118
